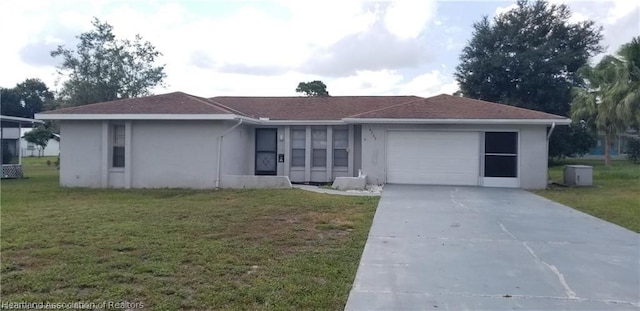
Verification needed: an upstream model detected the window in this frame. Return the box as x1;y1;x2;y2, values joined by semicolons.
333;127;348;167
1;139;18;164
484;132;517;178
291;129;306;167
312;128;327;167
112;125;125;168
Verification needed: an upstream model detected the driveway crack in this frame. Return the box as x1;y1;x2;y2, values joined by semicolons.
449;188;475;211
499;222;579;300
522;241;578;299
499;223;518;240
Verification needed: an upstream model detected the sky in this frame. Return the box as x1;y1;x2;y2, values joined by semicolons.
1;0;638;98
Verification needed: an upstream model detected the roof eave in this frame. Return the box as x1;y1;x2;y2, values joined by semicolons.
257;119;346;125
0;115;44;124
342;118;572;125
35;113;259;123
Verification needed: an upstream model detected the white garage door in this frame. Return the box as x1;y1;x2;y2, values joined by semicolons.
387;131;480;186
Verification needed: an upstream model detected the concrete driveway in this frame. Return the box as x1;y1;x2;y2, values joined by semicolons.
345;185;640;310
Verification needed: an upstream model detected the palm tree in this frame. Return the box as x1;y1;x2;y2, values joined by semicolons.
611;37;640;127
572;37;640;166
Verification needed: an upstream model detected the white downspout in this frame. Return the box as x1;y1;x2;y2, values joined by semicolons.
215;118;243;189
545;122;556;184
546;122;556;140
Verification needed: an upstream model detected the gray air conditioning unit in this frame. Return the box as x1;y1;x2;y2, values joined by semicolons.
563;165;593;186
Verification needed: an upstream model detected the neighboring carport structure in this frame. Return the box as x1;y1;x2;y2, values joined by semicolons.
1;115;43;178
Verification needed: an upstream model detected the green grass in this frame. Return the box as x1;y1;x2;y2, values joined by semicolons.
1;157;379;310
533;159;640;233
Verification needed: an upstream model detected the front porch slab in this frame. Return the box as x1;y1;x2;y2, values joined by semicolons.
221;175;292;189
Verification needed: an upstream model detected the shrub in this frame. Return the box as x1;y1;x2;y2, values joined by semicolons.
548;124;596;161
627;137;640;162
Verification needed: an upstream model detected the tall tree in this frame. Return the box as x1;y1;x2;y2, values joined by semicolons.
0;78;54;118
454;0;603;159
16;79;55;117
51;18;166;107
296;80;330;97
0;87;24;117
23;126;54;157
572;37;640;166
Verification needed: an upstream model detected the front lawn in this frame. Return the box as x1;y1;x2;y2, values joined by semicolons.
534;159;640;233
1;157;379;309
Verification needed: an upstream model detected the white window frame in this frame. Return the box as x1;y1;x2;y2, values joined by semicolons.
111;124;125;169
482;131;520;188
291;128;306;167
311;128;327;168
332;127;348;168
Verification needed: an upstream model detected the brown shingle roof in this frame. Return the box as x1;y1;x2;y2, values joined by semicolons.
347;94;567;120
210;96;423;120
41;92;567;121
40;92;239;115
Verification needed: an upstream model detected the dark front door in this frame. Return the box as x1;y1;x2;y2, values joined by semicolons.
255;128;277;175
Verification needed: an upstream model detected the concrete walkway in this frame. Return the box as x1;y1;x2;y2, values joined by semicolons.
345;185;640;310
292;184;381;196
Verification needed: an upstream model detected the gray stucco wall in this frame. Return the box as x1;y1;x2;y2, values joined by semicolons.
131;120;218;188
359;124;550;189
131;120;255;188
221;124;253;176
519;125;549;189
58;119;549;189
59;121;103;187
59;120;252;189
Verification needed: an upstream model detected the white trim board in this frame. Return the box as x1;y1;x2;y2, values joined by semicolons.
0;115;44;123
343;118;571;125
35;113;259;123
34;113;571;127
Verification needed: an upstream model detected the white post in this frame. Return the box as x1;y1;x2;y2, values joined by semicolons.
101;121;109;188
124;121;132;189
305;126;311;182
0;91;2;166
326;126;332;182
283;126;290;177
18;121;22;165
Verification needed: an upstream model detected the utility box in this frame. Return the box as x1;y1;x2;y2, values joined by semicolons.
563;165;593;186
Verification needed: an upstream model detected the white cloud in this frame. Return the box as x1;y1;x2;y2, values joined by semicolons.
165;68;314;97
569;11;590;24
545;0;639;26
300;21;430;77
549;0;639;60
1;0;444;96
10;0;632;102
280;0;377;48
330;70;404;95
399;71;458;97
606;0;640;24
384;0;437;39
494;3;517;17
